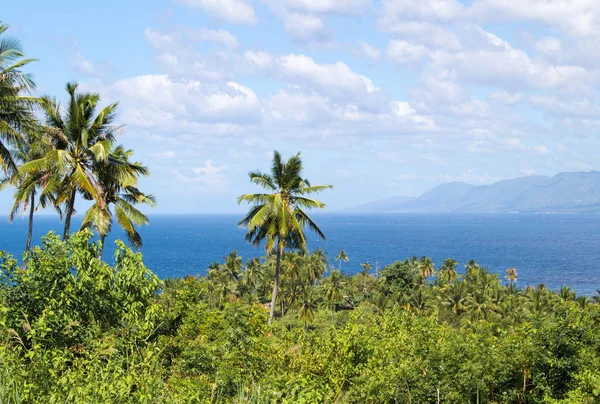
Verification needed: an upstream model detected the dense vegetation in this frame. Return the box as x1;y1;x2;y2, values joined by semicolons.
3;19;600;404
1;232;600;403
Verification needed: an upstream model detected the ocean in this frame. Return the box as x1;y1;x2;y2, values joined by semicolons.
1;213;599;295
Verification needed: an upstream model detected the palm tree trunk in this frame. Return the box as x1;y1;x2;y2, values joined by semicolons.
268;245;282;325
331;304;335;326
25;190;35;253
281;300;284;328
63;188;77;240
98;234;106;260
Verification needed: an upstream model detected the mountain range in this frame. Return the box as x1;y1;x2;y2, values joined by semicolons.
349;171;600;213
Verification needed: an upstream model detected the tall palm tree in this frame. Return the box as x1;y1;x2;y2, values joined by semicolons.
323;269;344;325
297;286;317;331
238;151;332;325
418;257;435;284
0;22;37;174
80;145;155;259
336;250;349;272
0;127;60;254
438;258;458;285
243;257;262;291
222;250;243;284
21;82;119;239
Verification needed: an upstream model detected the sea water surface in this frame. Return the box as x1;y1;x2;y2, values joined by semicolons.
1;213;599;295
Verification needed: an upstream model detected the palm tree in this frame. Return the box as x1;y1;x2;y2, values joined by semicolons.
0;128;60;254
222;250;243;284
505;267;518;285
438;258;458;284
465;260;481;282
442;281;468;315
238;151;332;325
336;250;349;272
323;269;344;325
297;287;317;331
21;82;119;239
418;257;435;284
243;257;262;291
0;22;37;174
81;145;154;259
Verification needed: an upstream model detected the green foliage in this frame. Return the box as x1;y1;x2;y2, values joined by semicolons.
3;233;600;403
380;259;417;296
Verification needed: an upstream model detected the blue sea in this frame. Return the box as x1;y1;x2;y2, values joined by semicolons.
1;214;600;295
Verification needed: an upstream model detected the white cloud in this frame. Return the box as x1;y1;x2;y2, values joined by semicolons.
244;50;274;70
471;0;600;37
283;13;331;44
172;160;230;192
386;39;428;65
449;98;489;116
191;28;239;49
278;54;379;99
175;0;257;25
71;53;95;75
534;36;562;55
390;101;437;129
246;52;382;103
380;0;465;24
105;75;261;126
356;41;381;59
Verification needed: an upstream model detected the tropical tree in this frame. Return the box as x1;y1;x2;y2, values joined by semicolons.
21;82;119;239
243;257;262;292
238;151;332;325
505;267;518;285
222;250;243;284
80;145;154;259
438;258;458;285
322;269;344;325
418;256;435;284
336;250;349;272
0;128;60;254
297;287;317;331
0;22;37;173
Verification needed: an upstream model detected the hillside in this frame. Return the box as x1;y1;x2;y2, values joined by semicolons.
349;171;600;213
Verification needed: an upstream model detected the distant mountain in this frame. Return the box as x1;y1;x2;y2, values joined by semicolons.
349;171;600;214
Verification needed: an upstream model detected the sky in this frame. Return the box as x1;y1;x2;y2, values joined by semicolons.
3;0;600;213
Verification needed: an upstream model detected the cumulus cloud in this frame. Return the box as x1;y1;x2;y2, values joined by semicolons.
245;52;382;105
386;39;428;65
103;75;262;127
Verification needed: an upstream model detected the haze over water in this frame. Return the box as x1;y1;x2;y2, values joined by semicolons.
1;214;599;295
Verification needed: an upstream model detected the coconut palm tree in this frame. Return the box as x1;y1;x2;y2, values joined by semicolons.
0;128;60;254
21;82;119;239
80;146;154;259
238;151;332;325
0;22;37;174
438;258;458;285
335;250;349;272
418;256;436;285
243;257;262;291
297;286;317;331
222;250;243;284
323;269;344;325
505;267;518;285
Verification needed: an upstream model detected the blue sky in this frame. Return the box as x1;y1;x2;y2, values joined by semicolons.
3;0;600;213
